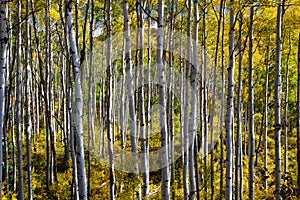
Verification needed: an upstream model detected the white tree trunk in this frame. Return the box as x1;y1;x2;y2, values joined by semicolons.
106;0;116;199
137;1;149;198
0;0;8;197
183;1;192;199
25;0;33;198
202;5;209;198
16;0;24;198
145;8;151;199
236;10;244;200
157;0;170;198
123;0;141;199
66;1;88;199
188;0;198;198
275;1;284;199
226;0;235;199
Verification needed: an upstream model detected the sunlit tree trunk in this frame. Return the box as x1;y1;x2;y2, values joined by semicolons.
137;1;149;198
123;0;141;199
183;0;192;199
0;0;8;197
179;17;186;199
25;0;32;198
226;0;235;199
167;1;175;199
16;0;24;198
58;16;69;160
236;10;244;200
66;1;88;199
3;3;11;191
274;1;284;199
202;3;209;197
145;3;152;197
188;0;198;199
12;92;16;192
157;0;170;198
45;0;58;187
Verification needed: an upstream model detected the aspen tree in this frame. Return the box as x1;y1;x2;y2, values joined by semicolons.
66;0;88;199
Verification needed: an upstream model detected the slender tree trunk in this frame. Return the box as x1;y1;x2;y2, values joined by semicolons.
211;0;224;198
283;36;291;181
183;1;192;199
106;0;115;199
58;2;79;197
12;93;16;192
123;0;141;199
45;0;58;187
16;0;24;198
274;1;284;199
157;0;170;198
226;0;235;199
25;0;33;198
66;1;88;199
119;38;126;194
87;0;94;197
145;6;152;198
0;0;8;197
179;17;186;198
202;3;209;198
188;0;198;199
235;10;244;200
219;1;226;197
248;6;255;200
137;1;149;198
3;3;11;190
264;35;271;195
167;1;175;199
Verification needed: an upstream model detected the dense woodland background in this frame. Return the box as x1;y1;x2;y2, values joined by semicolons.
0;0;300;199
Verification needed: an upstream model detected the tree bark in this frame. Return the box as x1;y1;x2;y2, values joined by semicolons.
88;0;94;197
264;35;271;195
274;1;284;199
0;0;8;197
16;0;24;198
235;9;244;200
123;0;141;199
219;1;226;197
211;0;224;198
157;0;170;198
66;1;88;199
25;0;33;198
183;0;192;199
188;0;198;198
248;6;255;200
226;0;235;199
283;35;291;181
106;0;115;199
